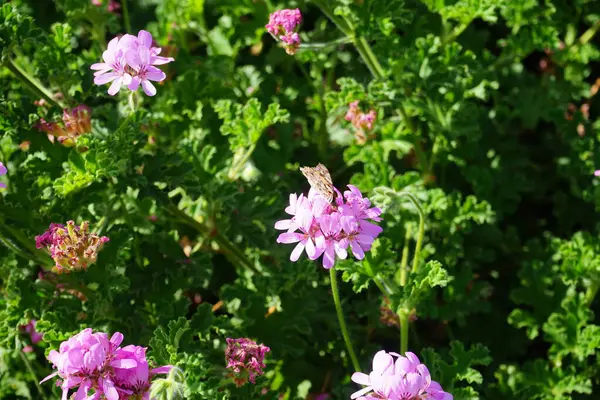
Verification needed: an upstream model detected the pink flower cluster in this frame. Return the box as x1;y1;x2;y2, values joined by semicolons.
345;101;377;131
35;105;92;147
275;185;383;269
351;351;452;400
0;162;6;188
225;338;270;387
35;221;109;273
91;30;174;96
41;328;172;400
20;319;43;353
91;0;120;13
266;9;302;55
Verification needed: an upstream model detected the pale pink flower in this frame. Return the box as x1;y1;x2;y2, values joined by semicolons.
91;36;133;95
350;351;453;400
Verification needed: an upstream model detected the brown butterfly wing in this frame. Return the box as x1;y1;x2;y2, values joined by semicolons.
300;163;335;203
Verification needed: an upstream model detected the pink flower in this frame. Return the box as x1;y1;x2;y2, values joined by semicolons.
41;329;171;400
594;170;600;177
91;36;133;95
0;162;6;189
126;46;166;96
40;328;124;400
275;185;383;269
266;9;302;55
345;101;378;133
91;30;173;96
35;221;109;273
225;338;270;386
350;351;453;400
112;345;172;397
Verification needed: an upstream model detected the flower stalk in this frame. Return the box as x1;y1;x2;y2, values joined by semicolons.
4;58;66;108
330;268;361;372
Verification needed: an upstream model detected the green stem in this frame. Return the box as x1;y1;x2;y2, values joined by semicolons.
299;36;353;49
121;0;132;33
329;268;361;372
4;58;65;108
399;311;409;354
19;349;48;400
167;205;260;274
585;281;599;306
398;224;412;287
228;144;257;180
372;141;389;186
579;20;600;45
396;192;425;273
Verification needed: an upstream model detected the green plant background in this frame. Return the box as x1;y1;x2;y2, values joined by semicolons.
1;0;599;399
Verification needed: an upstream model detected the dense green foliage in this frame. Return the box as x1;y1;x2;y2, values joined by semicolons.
1;0;600;398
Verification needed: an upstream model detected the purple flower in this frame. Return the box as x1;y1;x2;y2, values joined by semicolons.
41;329;171;400
314;213;348;269
35;221;109;273
91;30;173;96
266;9;302;55
275;185;383;269
225;338;270;386
112;344;172;398
91;36;133;95
0;162;6;188
40;328;124;400
126;46;166;96
350;351;453;400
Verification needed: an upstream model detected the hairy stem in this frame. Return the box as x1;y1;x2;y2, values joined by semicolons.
5;58;65;108
398;224;412;287
396;192;425;273
19;350;48;400
329;268;361;372
121;0;132;33
399;310;409;354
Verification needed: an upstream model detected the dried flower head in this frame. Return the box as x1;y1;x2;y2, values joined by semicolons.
35;221;109;273
225;338;270;386
35;105;92;147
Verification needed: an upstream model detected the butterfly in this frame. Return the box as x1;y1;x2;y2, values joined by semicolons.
299;163;335;203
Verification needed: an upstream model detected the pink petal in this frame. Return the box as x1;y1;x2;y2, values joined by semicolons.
145;67;166;82
290;241;305;262
102;378;119;400
322;246;335;269
372;351;394;374
151;55;174;65
90;62;110;71
128;76;141;91
351;372;371;385
141;79;157;96
39;371;58;384
110;358;137;368
277;232;301;244
274;220;291;230
350;386;372;400
138;30;153;47
94;72;119;85
107;77;123;96
110;332;124;347
151;365;173;375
